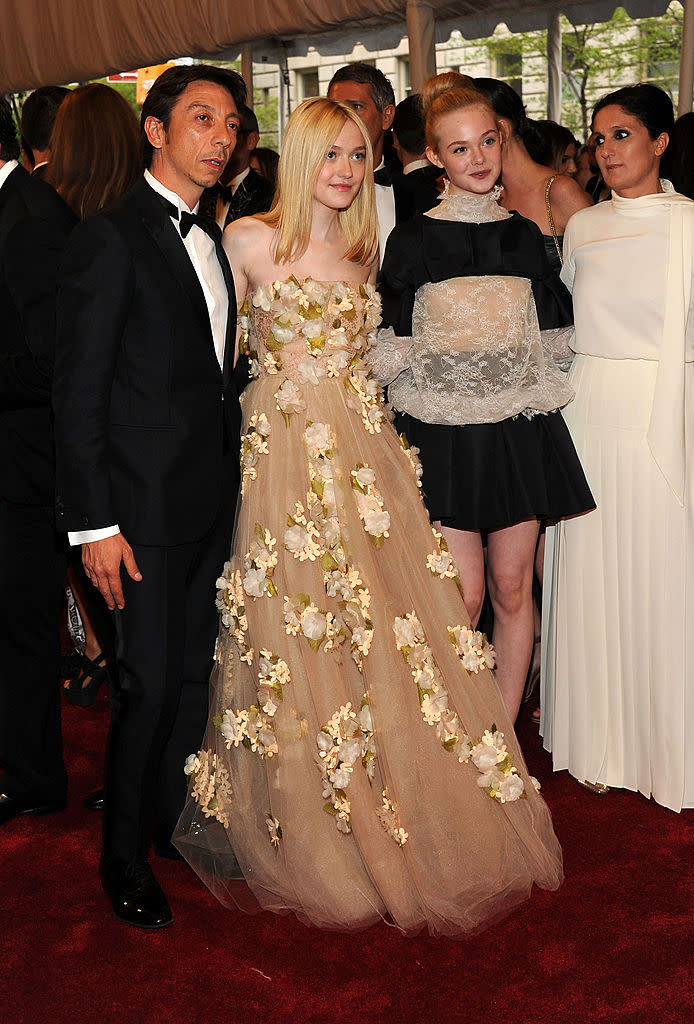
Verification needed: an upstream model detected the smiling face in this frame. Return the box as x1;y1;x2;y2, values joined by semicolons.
327;80;394;165
145;80;241;208
312;118;367;212
426;103;501;196
593;104;668;199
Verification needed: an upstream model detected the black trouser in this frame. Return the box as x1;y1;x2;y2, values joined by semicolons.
102;490;234;865
0;499;68;802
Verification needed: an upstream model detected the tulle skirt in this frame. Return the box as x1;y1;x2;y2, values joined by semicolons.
175;372;564;934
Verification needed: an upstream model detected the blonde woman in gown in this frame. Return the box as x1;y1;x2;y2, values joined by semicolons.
542;85;694;812
174;97;563;935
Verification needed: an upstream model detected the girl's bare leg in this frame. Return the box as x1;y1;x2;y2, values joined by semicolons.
486;519;541;721
435;522;486;627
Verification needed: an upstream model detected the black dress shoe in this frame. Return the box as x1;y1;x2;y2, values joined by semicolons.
100;858;173;929
0;792;66;826
84;788;105;811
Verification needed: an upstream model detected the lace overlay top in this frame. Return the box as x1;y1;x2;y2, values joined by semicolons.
376;187;574;425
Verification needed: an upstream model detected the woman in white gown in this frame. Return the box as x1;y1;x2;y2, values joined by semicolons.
542;84;694;812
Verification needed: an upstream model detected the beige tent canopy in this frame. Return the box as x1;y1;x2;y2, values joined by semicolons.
0;0;691;113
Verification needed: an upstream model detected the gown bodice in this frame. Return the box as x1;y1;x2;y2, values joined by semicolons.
241;277;381;384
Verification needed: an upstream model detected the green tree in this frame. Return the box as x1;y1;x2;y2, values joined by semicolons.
483;3;684;141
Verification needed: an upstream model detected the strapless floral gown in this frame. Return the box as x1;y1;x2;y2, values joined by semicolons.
174;278;563;936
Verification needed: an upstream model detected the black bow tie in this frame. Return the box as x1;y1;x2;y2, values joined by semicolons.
158;195;216;239
374;165;393;187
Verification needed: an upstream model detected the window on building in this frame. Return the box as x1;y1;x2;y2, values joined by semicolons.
298;69;320;100
398;58;411;98
494;50;522;99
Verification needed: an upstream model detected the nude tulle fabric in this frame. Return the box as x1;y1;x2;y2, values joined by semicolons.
174;278;563;935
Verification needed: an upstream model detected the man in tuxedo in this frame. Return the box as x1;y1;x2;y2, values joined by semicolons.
199;104;274;229
327;63;396;262
391;94;441;222
0;98;76;825
53;65;246;929
20;86;69;176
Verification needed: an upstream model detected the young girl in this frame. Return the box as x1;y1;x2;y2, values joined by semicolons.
378;74;594;723
174;96;563;936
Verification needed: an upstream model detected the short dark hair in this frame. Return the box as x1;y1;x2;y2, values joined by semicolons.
140;64;247;167
328;62;395;111
392;94;426;155
20;86;69;162
0;96;21;162
238;104;259;134
592;83;674;141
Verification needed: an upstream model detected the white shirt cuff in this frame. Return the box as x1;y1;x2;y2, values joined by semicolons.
68;525;120;546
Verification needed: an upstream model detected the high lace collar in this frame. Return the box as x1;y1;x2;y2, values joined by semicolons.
610;178;691;216
426;181;510;224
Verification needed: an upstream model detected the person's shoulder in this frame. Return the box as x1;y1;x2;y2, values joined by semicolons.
225;214;273;249
550;173;594;217
248;167;274;195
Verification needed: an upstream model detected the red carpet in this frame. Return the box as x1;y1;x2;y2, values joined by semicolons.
3;694;693;1024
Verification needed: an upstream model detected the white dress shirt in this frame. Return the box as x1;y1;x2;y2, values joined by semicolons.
374;158;396;267
69;170;230;545
0;158;18;190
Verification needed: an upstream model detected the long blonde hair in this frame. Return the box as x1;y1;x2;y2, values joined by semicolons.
259;97;378;266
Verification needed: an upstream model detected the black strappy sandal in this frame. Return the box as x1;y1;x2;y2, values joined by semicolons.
64;652;113;707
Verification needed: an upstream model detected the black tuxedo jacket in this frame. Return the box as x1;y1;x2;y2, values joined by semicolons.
53;178;242;547
224;168;274;226
0;164;76;504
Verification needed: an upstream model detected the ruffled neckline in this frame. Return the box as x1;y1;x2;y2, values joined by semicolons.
610;179;691;215
425;182;510;224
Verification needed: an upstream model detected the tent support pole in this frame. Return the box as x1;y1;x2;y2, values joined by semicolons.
406;0;437;91
678;0;694;116
547;9;562;121
241;44;253;107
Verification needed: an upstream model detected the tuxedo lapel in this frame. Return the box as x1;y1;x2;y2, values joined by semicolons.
133;180;214;346
215;237;236;389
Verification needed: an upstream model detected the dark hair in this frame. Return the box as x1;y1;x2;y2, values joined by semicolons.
238;104;259;135
20;86;69;163
45;84;140;220
661;111;694;199
251;146;280;189
0;96;21;162
140;64;247;167
392;94;426;155
473;77;527;134
328;62;395;111
592;83;674;141
527;120;577;171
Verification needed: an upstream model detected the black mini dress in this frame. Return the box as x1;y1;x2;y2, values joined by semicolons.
379;200;594;531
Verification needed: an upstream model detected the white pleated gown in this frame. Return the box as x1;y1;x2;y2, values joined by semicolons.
541;185;694;812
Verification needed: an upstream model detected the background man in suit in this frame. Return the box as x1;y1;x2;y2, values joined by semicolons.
199;104;274;229
0;97;76;826
328;62;396;261
391;94;441;222
53;65;246;929
20;86;69;176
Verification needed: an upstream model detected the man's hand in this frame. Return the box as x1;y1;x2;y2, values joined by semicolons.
82;533;142;610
